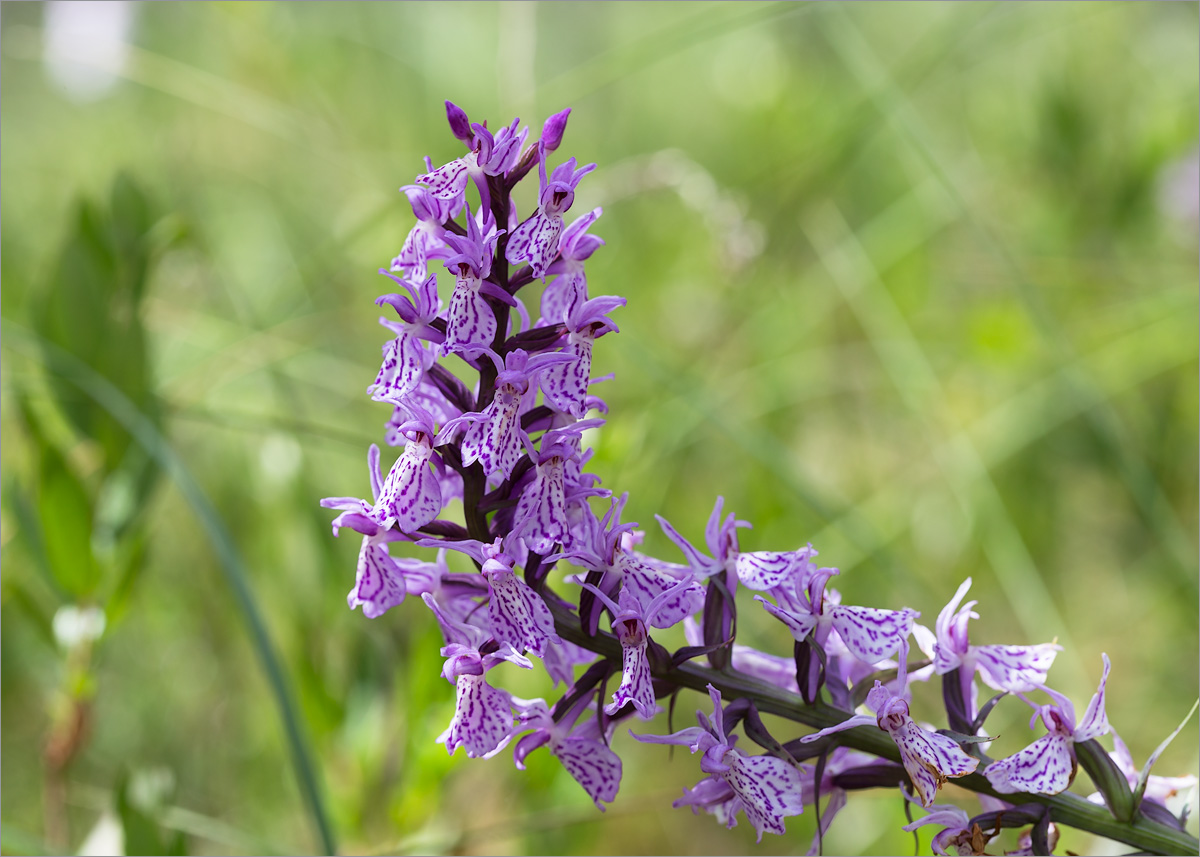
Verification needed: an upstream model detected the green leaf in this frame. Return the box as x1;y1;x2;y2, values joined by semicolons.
36;441;98;599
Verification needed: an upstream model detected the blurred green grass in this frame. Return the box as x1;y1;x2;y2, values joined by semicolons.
1;2;1196;854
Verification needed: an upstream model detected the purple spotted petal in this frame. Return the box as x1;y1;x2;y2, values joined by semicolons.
347;537;406;618
974;643;1060;694
444;279;497;355
374;440;443;533
724;754;805;842
368;334;428;406
417;155;474;202
541;266;585;324
514;458;568;554
486;566;560;657
1074;653;1112;742
506;210;563;279
755;595;819;642
553;736;623;809
674;775;742;830
607;636;656;719
620;553;702;629
829;605;917;665
985;733;1075;795
736;550;812;591
890;720;979;806
438;673;514;758
540;334;593;417
461;396;523;478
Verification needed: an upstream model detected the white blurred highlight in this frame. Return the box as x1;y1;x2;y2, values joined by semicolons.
43;1;134;102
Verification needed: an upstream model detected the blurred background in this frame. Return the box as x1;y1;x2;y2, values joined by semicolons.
2;2;1197;855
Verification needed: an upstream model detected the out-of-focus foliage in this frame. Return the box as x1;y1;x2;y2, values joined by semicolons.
1;3;1196;855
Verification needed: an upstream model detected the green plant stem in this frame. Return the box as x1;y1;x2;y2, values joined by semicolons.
548;600;1197;857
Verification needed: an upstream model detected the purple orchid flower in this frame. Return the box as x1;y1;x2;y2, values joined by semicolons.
801;675;979;807
901;789;994;856
390;182;459;280
985;654;1112;795
416;105;530;207
656;495;750;581
581;577;702;719
424;537;562;658
735;543;819;592
934;578;1062;717
556;494;705;632
633;684;805;841
505;144;596;279
459;348;576;479
368;271;444;408
539;284;625;418
441;203;515;357
513;697;622;810
513;419;606;555
422;592;531;759
540;207;605;324
754;567;919;667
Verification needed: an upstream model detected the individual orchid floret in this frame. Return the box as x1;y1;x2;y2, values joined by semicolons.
441;203;514;356
513;420;606;555
656;495;750;581
735;543;819;592
426;537;562;658
985;654;1112;795
801;677;979;807
901;789;995;856
373;404;480;534
540;107;571;153
539;283;626;417
755;567;918;667
540;207;604;324
368;271;444;407
505;144;596;279
556;494;704;632
417;108;528;207
512;697;622;810
390;183;459;280
582;578;702;719
934;578;1062;716
633;684;804;841
422;593;531;759
459;349;575;479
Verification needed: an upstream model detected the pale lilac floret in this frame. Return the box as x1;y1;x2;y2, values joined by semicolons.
513;697;622;810
901;790;994;856
985;654;1112;795
369;272;444;407
656;495;750;581
422;592;532;759
441;203;513;356
506;144;596;279
802;678;979;807
935;578;1061;717
539;283;625;417
390;183;458;280
633;684;805;841
540;207;604;324
755;567;919;666
513;420;605;554
459;349;575;478
582;578;702;719
427;537;562;658
556;494;704;631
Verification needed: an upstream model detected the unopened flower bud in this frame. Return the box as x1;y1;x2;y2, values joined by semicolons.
541;108;570;152
445;100;472;144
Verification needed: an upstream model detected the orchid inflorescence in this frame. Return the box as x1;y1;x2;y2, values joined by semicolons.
322;102;1197;855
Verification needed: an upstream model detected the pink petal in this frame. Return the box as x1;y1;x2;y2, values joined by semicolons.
553;737;623;809
347;537;406;618
417;156;472;202
984;733;1074;795
607;637;657;720
735;550;809;591
724;754;806;842
829;605;917;665
438;674;514;758
890;720;979;806
974;643;1060;694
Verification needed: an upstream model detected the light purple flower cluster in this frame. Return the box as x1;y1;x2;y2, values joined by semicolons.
322;103;1197;854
